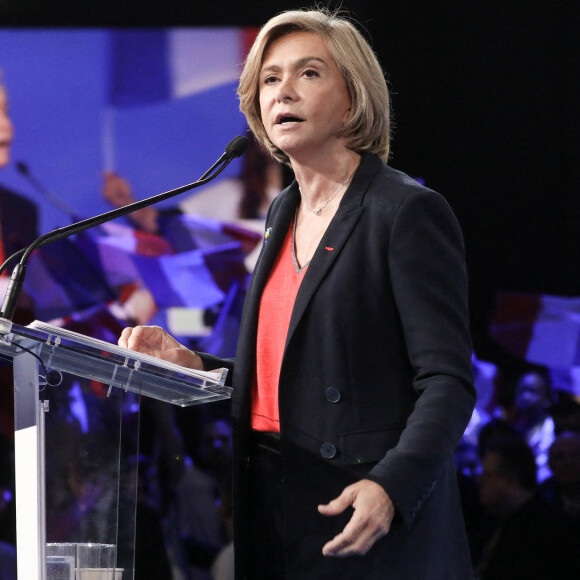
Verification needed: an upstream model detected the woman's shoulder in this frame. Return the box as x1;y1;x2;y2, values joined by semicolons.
367;159;453;212
357;157;428;207
378;162;437;199
360;158;461;235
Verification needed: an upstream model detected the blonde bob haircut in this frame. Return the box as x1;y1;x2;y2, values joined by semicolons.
238;8;391;165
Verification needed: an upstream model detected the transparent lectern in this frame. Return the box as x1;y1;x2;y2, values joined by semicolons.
0;318;230;580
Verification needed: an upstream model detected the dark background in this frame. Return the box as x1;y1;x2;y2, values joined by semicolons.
3;0;579;316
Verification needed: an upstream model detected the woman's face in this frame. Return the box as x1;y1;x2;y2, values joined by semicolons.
0;88;13;168
258;31;351;163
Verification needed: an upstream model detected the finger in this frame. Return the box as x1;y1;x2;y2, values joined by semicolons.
321;500;393;557
118;326;134;349
322;528;373;557
126;325;149;351
318;488;354;516
124;325;159;353
321;508;370;556
323;533;375;557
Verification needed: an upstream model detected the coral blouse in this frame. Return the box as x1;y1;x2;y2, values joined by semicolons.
251;219;307;432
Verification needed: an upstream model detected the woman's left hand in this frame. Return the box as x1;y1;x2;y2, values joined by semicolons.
318;479;395;557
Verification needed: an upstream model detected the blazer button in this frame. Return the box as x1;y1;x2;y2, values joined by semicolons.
320;442;337;459
325;387;342;403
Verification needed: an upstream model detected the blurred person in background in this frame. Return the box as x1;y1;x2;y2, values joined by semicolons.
0;73;39;280
476;437;576;579
0;73;39;442
511;370;555;482
540;430;580;520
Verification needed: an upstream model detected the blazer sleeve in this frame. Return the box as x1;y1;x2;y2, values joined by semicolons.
196;353;236;386
365;187;476;528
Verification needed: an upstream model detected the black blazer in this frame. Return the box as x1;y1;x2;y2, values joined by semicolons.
0;185;38;267
202;154;476;579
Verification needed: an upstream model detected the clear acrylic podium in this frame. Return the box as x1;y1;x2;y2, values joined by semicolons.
0;317;230;580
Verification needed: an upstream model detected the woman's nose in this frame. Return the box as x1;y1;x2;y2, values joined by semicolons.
275;77;296;103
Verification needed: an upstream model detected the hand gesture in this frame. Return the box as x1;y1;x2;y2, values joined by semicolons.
318;479;395;557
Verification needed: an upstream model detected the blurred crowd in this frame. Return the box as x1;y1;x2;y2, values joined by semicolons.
1;364;578;579
457;366;580;579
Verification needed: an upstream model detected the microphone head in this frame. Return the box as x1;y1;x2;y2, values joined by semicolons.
16;161;30;175
225;135;250;159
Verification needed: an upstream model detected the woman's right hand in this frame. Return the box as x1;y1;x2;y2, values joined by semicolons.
118;325;204;370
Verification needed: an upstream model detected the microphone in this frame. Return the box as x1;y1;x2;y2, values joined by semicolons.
16;161;81;220
224;135;250;159
0;135;250;321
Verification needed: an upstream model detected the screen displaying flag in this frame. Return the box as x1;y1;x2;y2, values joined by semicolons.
490;292;580;371
109;28;251;107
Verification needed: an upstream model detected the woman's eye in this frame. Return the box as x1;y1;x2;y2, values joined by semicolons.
303;69;319;78
264;76;278;85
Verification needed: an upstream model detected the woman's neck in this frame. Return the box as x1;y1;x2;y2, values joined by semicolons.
291;149;361;210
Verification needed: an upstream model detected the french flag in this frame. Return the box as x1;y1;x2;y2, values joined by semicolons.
102;26;258;199
132;242;247;310
108;28;257;107
23;239;116;320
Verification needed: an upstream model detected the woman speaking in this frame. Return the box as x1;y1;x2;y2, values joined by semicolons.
120;8;476;579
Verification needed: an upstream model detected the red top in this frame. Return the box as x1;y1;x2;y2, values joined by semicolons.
251;220;307;432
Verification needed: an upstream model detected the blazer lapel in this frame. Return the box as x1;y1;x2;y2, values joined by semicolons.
286;203;363;348
245;185;300;313
233;184;300;392
286;154;382;348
